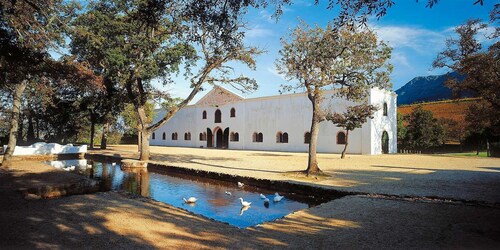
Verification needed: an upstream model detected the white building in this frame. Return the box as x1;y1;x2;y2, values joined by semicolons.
151;86;397;154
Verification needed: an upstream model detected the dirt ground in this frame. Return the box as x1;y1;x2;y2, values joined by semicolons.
1;147;500;249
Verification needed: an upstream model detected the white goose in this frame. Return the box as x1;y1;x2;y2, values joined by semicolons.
111;162;116;166
239;197;251;207
183;197;197;203
259;193;266;199
237;182;244;188
274;192;284;202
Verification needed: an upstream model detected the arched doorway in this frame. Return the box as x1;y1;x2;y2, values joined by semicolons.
207;128;213;148
212;127;230;149
223;127;229;148
382;131;389;154
215;128;223;148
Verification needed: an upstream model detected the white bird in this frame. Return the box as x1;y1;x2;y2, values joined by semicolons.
183;197;197;203
239;197;251;207
260;193;266;199
111;162;116;166
274;192;284;202
65;165;76;171
237;182;244;188
225;191;232;196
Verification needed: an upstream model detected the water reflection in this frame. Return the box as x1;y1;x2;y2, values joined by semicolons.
46;159;327;228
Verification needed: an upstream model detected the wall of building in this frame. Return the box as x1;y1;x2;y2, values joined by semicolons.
150;88;397;155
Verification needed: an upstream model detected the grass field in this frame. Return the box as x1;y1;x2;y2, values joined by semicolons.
446;151;489;157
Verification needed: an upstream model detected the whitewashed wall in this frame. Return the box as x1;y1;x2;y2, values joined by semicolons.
150;88;397;155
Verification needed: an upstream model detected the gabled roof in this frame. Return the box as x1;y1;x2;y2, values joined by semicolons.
195;85;244;106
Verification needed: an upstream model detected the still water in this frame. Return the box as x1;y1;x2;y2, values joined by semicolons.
46;159;323;228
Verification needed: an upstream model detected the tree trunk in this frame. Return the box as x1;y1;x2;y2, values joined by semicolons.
17;112;24;145
137;130;141;152
139;129;150;161
486;139;490;157
136;103;151;161
27;113;35;143
35;116;40;140
2;82;27;167
306;97;322;175
341;130;349;159
89;115;95;150
476;138;481;155
101;122;108;149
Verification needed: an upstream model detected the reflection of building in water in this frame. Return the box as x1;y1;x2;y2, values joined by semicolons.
151;86;397;154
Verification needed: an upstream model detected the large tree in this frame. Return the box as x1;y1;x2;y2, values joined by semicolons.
72;0;262;161
404;106;445;150
433;18;499;143
276;21;392;175
0;0;77;166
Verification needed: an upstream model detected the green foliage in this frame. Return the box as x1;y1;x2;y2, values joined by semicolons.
326;104;378;131
397;113;407;144
404;106;446;149
433;19;500;136
277;21;393;102
121;103;155;136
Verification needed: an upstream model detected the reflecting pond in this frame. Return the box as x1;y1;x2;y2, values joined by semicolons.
46;159;326;228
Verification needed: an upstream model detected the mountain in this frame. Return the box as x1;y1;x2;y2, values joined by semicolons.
395;72;469;106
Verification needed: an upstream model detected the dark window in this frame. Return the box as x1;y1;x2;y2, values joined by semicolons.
283;132;288;143
253;132;263;142
276;132;283;143
304;132;311;144
215;109;221;123
230;108;236;117
337;132;346;144
383;103;388;116
276;132;289;143
162;132;166;140
172;132;178;140
184;132;191;140
152;133;156;140
202;110;207;119
230;132;239;142
199;132;207;141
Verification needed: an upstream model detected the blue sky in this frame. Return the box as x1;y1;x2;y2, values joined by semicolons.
167;0;497;103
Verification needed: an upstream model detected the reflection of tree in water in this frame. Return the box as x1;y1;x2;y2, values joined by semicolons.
121;168;150;197
206;184;232;207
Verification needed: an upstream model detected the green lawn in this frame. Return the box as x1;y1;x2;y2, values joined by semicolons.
447;151;489;157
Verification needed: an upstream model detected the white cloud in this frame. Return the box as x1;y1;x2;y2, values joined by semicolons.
391;52;410;68
372;25;447;54
246;25;274;38
266;65;286;80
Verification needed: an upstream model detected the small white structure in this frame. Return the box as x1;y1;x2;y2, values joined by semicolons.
151;86;397;154
3;142;87;156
